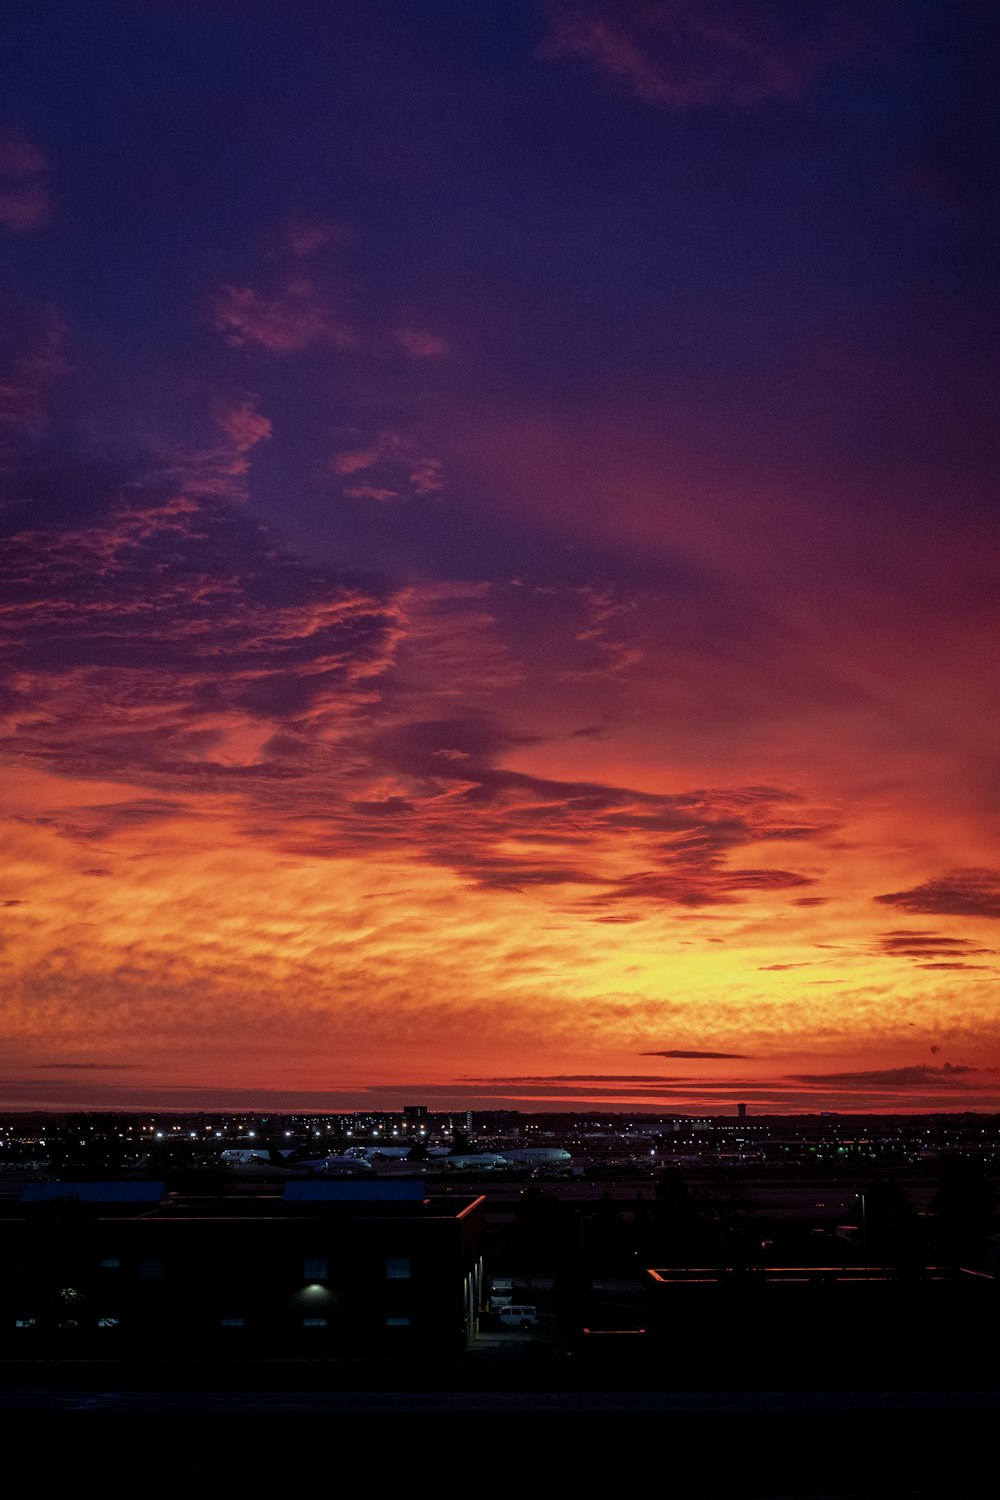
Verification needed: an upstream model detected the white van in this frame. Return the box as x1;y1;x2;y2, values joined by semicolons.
497;1304;538;1329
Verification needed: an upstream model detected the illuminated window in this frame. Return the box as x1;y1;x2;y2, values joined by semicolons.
303;1317;328;1327
220;1317;245;1327
99;1258;121;1269
303;1257;328;1279
138;1259;163;1280
385;1257;411;1279
15;1317;36;1328
97;1316;119;1329
385;1316;411;1326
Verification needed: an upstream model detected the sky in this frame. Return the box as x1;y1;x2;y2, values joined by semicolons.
1;0;998;1115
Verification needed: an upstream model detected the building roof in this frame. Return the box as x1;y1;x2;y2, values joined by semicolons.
20;1180;167;1204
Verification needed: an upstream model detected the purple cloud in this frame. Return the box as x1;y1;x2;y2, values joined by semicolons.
642;1049;749;1059
876;871;1000;920
541;0;868;112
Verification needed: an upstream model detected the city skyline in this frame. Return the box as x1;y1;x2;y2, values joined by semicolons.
1;2;998;1115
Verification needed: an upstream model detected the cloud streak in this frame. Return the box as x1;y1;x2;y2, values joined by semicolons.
876;870;1000;921
643;1049;749;1059
541;0;866;111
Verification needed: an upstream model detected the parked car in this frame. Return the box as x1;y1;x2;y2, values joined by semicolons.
496;1304;538;1329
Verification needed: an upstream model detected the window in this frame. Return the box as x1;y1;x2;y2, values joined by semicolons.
302;1317;328;1327
385;1316;411;1327
98;1258;121;1269
303;1257;328;1280
15;1317;36;1328
220;1317;245;1327
138;1258;163;1280
97;1316;119;1329
385;1257;411;1280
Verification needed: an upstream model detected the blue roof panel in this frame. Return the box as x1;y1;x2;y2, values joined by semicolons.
20;1181;166;1204
283;1180;427;1203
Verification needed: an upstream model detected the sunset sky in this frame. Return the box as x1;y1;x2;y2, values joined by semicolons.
1;1;998;1114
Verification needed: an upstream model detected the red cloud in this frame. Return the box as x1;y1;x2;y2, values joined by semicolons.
214;398;272;454
330;429;444;501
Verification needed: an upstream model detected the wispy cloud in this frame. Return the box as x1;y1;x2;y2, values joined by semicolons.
0;130;51;231
211;224;449;500
212;281;355;353
0;299;66;430
791;1064;984;1089
33;1062;147;1071
540;0;866;112
376;1062;1000;1111
875;930;996;972
330;428;444;501
279;218;350;258
0;437;406;805
213;397;272;456
394;327;449;358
